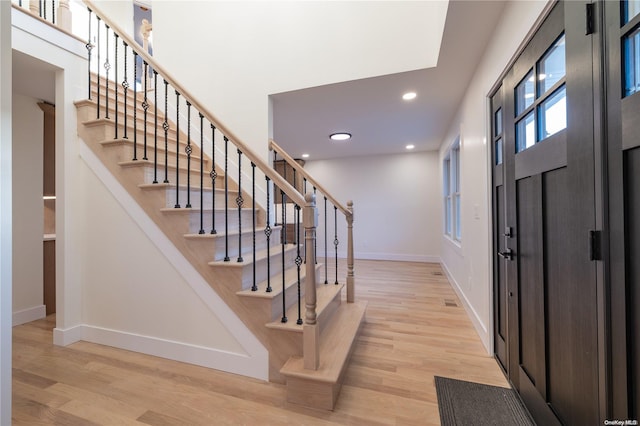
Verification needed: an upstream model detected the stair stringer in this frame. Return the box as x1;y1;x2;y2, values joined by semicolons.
75;138;269;381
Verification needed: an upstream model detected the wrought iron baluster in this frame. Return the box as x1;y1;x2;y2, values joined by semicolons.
251;163;257;291
122;41;129;139
296;204;302;325
52;0;55;24
104;25;110;119
314;187;317;264
265;177;272;293
174;91;181;207
96;16;101;118
210;125;217;234
133;51;138;160
304;177;307;194
153;70;158;183
283;164;287;239
162;79;169;183
273;151;278;226
293;169;297;247
281;189;287;323
86;8;92;100
237;149;244;262
185;101;192;208
114;33;119;139
334;205;339;284
198;113;205;234
142;61;149;161
223;136;230;261
324;196;328;284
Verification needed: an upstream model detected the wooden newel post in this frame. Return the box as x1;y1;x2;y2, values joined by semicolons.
346;200;355;303
303;192;319;370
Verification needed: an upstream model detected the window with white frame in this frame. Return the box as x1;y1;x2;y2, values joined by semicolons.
444;138;461;241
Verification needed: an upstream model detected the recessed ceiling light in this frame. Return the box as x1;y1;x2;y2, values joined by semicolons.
330;133;351;141
406;144;415;150
402;92;417;101
302;153;310;158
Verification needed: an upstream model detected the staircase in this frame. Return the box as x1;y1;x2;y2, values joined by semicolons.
73;1;366;410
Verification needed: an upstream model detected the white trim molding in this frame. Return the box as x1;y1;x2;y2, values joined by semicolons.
355;252;440;263
54;324;265;380
12;305;46;326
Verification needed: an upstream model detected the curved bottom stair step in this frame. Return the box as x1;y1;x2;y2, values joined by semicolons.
280;300;367;411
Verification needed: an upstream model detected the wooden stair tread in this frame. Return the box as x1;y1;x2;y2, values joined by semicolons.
139;182;225;191
265;282;344;332
236;263;321;299
118;159;208;171
183;225;278;239
280;300;367;383
100;138;202;155
208;244;298;267
160;207;255;213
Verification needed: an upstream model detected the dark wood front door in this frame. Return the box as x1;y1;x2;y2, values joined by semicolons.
492;2;600;424
605;0;640;418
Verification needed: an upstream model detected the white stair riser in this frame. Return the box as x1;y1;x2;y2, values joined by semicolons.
266;268;321;322
238;246;300;291
110;143;207;169
184;209;255;235
165;188;232;210
140;165;209;186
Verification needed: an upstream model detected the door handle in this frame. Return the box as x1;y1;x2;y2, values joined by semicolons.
498;249;513;261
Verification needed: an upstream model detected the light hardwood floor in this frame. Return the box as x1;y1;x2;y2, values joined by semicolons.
12;260;509;425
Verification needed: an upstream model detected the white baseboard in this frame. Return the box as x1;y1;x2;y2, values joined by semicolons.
354;252;440;263
53;324;83;346
53;324;265;380
13;305;46;326
440;262;491;353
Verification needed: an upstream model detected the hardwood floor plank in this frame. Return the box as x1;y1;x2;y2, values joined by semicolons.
12;368;58;389
136;410;188;426
46;382;148;420
12;260;508;425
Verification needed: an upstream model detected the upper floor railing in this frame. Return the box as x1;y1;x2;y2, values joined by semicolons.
11;0;73;32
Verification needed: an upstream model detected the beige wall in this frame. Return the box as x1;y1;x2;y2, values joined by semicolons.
305;150;441;262
12;93;45;321
0;0;13;421
78;158;246;354
439;0;549;352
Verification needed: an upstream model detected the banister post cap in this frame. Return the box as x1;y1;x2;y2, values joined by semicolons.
305;192;316;205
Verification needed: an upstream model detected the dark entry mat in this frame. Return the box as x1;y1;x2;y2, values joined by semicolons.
435;376;535;425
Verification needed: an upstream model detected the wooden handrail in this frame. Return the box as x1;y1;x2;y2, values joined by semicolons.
83;0;305;208
269;139;351;217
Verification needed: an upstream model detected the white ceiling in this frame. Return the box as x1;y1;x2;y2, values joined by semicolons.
272;0;506;161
